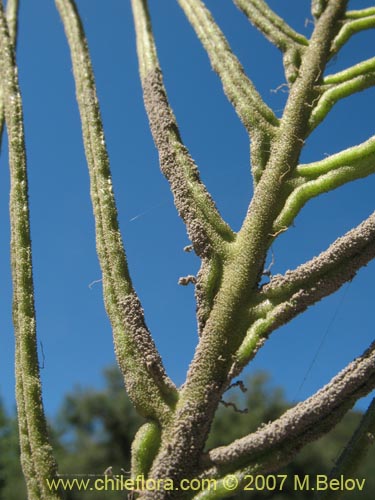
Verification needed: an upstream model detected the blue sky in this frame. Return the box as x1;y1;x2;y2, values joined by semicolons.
0;0;374;419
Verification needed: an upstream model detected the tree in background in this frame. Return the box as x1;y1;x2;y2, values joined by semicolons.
48;369;375;500
0;399;26;500
55;367;143;481
1;369;374;499
0;0;375;499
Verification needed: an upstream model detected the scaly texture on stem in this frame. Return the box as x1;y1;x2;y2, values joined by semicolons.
231;211;375;375
198;341;375;493
266;211;375;301
177;0;279;134
0;0;19;149
0;1;60;498
319;397;375;500
55;0;177;425
132;0;235;336
132;0;234;257
233;0;308;83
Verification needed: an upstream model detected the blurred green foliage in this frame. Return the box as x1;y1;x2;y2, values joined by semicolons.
1;369;374;499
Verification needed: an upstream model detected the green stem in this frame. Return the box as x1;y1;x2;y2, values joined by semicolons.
132;0;235;338
332;16;375;54
274;166;375;232
233;0;308;82
132;0;234;257
297;135;375;177
138;4;348;498
0;1;60;497
234;0;308;48
309;59;375;130
346;7;375;20
272;136;375;230
55;0;177;425
177;0;279;133
324;57;375;84
230;211;375;373
206;341;375;479
0;0;19;150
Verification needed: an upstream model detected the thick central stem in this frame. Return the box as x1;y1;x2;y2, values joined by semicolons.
138;2;348;498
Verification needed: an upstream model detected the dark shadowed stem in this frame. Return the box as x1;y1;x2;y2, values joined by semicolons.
318;397;375;500
55;0;177;425
0;1;60;498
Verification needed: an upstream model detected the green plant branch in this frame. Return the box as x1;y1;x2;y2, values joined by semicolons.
14;347;44;499
177;0;279;135
297;135;375;178
0;1;61;498
231;211;375;376
309;58;375;130
274;167;368;232
0;0;19;149
233;0;308;83
324;56;375;85
234;0;308;48
249;129;274;186
331;15;375;55
319;397;375;500
267;210;375;300
134;4;349;497
346;7;375;20
55;0;177;425
237;0;347;281
132;0;236;338
201;340;375;484
132;0;234;258
312;0;328;20
272;136;375;231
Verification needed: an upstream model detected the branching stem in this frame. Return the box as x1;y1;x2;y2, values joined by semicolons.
55;0;177;425
332;15;375;54
233;0;308;82
200;341;375;489
309;58;375;130
134;4;351;498
177;0;279;134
